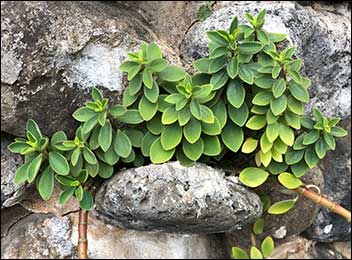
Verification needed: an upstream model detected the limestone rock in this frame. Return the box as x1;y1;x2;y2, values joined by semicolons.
1;1;152;137
1;132;27;208
94;161;262;233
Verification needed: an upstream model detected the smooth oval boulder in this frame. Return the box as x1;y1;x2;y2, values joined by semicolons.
94;161;262;233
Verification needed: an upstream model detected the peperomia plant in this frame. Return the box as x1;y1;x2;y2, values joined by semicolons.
8;9;350;260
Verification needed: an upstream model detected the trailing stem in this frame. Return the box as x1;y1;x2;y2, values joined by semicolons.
294;186;351;222
78;209;88;259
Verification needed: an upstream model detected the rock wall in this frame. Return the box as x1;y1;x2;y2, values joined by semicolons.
1;1;351;259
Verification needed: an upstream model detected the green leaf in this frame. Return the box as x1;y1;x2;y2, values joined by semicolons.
289;81;309;103
272;63;282;78
82;115;98;134
250;246;263;259
202;117;222;136
75;186;84;201
278;172;303;189
279;124;294;146
138;96;158;121
287;96;304;115
149;58;168;72
127;73;142;95
266;122;279;143
80;190;94;210
88;126;100;150
323;132;336;150
206;31;228;46
268;199;296;214
86;161;99;177
158;65;186;82
202;135;222;156
304;146;319;168
246;115;266;130
14;161;31;184
210;47;228;58
193;58;211;73
184;118;202;143
239;167;269;188
257;30;270;44
117;109;144;124
210;69;229;90
285;148;305;165
141;132;158;157
142;68;154;89
291;160;309;177
227;79;245;108
232;247;249;259
301;116;315;129
270;95;287;116
303;130;320;145
261;236;274;258
92;87;103;102
161;124;182;150
83;147;97;165
71;147;81;166
230;16;239;33
209;56;227;73
238;64;254;84
7;142;30;154
253;218;264;235
268;161;288;175
260;149;272;167
146;42;162;60
58;186;76;205
238;41;263;54
114;130;132;158
72;107;97;122
144;81;160;103
252;91;273;106
287;69;301;84
221;123;243;152
150;137;175;163
97;111;107;127
122;89;138;107
55;175;76;186
98;120;112;152
331;127;348;137
162;106;179;125
227;57;239;79
200;105;215;123
254;75;275;89
99;162;114;179
251;105;268;115
272;79;286;98
183;138;204;161
228;103;249;127
284;111;301;129
49;152;69;175
26;153;43;183
315;137;329;159
102;145;119;166
146;113;165;135
123;129;144;148
267;32;286;42
109;105;127;118
242;137;258;154
26;119;42;142
260;133;273;153
189;99;201;120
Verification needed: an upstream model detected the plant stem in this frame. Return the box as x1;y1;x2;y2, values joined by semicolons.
250;229;257;247
78;209;88;259
294;186;351;222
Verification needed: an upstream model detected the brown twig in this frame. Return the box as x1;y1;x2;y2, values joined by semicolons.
294;186;351;222
250;229;257;247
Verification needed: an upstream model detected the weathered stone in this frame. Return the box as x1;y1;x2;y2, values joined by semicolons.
268;235;314;259
1;132;27;208
1;213;75;259
305;119;351;242
1;1;152;137
94;161;262;233
1;211;230;259
180;1;351;119
1;205;31;239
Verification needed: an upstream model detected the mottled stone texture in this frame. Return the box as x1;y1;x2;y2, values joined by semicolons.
94;162;262;233
1;1;151;137
1;133;26;208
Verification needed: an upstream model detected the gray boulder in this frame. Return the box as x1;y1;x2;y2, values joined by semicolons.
94;161;262;233
180;1;351;119
1;133;27;208
1;1;152;137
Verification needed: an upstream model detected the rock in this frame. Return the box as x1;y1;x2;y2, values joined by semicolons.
1;132;27;208
305;119;351;242
1;1;153;137
332;241;351;259
312;242;349;259
268;235;314;259
94;161;262;233
258;167;324;240
180;1;351;119
1;211;230;259
20;184;79;216
1;213;75;259
1;205;31;239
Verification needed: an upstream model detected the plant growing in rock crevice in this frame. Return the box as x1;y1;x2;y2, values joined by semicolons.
8;8;350;260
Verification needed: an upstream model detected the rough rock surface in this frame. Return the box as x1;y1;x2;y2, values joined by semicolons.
1;132;26;208
180;1;351;119
305;119;351;242
1;1;152;137
1;211;230;259
94;162;262;233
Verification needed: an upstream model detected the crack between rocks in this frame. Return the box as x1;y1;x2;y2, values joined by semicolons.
2;211;33;239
